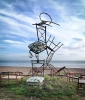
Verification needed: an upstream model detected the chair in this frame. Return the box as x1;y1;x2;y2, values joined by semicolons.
41;36;63;76
77;75;85;90
28;24;47;59
67;72;81;82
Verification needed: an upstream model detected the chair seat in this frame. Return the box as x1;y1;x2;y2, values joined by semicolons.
79;79;85;84
26;76;44;86
28;41;46;54
72;76;79;79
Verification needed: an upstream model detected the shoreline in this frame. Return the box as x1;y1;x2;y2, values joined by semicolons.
0;66;85;75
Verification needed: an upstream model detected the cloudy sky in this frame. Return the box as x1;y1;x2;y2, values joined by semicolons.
0;0;85;61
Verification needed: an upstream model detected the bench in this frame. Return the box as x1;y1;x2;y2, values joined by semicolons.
0;71;24;84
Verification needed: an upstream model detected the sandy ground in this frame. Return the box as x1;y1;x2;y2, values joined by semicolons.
0;66;85;75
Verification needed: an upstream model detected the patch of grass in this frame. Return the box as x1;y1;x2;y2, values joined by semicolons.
0;75;85;100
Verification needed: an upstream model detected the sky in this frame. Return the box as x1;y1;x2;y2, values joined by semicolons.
0;0;85;61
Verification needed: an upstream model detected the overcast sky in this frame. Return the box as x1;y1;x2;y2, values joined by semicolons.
0;0;85;61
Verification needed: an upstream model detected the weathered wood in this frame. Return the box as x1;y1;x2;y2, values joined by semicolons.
0;71;24;84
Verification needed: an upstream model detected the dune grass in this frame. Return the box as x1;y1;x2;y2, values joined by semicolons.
0;75;85;100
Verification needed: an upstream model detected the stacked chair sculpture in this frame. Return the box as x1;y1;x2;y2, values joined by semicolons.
28;12;63;76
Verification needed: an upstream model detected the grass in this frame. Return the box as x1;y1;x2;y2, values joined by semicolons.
0;75;85;100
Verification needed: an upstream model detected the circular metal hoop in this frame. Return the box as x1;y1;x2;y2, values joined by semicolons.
39;12;52;25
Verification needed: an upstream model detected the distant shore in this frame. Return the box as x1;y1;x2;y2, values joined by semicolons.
0;66;85;75
0;61;85;68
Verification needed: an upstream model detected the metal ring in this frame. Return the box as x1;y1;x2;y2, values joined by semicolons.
39;12;52;24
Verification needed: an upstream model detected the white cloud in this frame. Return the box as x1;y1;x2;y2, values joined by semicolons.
0;15;36;39
3;39;33;50
4;40;23;44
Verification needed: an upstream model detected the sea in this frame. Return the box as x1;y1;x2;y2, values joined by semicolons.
0;61;85;68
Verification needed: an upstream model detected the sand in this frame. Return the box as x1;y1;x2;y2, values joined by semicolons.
0;66;85;75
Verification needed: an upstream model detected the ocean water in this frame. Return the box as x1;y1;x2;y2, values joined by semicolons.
0;61;85;68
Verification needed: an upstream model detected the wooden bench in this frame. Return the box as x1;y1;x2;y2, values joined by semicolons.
0;71;24;84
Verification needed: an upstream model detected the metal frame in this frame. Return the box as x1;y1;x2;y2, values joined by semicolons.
28;12;63;76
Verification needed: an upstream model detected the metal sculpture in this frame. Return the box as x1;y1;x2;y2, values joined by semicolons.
28;12;63;76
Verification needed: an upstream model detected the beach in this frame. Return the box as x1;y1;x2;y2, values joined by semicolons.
0;66;85;75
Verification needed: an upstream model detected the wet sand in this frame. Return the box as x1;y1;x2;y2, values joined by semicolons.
0;66;85;75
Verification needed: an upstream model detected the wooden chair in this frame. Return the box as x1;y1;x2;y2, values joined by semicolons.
67;72;81;82
77;75;85;90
